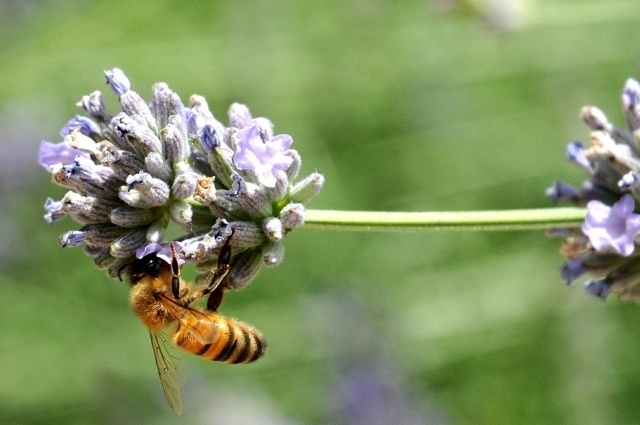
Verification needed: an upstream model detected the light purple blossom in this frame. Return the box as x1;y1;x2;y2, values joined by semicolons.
582;194;640;256
233;124;294;188
37;141;87;171
135;241;185;266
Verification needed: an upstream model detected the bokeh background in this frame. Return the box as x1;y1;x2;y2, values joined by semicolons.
2;0;640;424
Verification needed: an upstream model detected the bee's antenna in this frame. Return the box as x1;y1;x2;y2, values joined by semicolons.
117;261;133;282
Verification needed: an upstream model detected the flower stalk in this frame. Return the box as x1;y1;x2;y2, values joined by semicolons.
303;207;586;232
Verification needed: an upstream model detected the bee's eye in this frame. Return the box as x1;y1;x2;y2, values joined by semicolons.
141;256;162;276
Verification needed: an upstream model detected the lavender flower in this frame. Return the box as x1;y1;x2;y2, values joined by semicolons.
233;123;294;188
38;140;86;170
547;77;640;302
39;68;324;289
581;195;640;257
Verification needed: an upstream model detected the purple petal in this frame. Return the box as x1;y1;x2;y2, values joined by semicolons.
233;148;261;170
234;126;265;170
135;241;185;266
582;195;640;256
270;154;294;171
268;134;293;152
136;243;162;259
256;166;277;188
37;141;86;171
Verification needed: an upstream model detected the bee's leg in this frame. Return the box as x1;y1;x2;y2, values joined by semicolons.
169;242;182;299
180;274;226;311
174;229;235;308
206;229;234;292
206;284;225;312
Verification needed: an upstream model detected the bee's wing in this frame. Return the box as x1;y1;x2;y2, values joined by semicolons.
149;331;183;415
159;293;221;346
179;308;221;345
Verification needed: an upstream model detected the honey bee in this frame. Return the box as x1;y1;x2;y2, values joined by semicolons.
122;233;267;415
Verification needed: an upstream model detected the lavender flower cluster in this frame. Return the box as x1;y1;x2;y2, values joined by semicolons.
546;78;640;302
38;68;324;289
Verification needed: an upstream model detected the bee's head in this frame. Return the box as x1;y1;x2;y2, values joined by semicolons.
118;242;181;285
118;253;165;285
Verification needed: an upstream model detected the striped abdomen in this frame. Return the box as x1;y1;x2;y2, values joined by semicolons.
172;312;267;364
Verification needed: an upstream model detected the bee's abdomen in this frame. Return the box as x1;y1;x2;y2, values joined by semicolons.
204;319;267;364
174;315;267;364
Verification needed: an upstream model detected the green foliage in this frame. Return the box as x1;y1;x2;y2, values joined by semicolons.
3;0;640;424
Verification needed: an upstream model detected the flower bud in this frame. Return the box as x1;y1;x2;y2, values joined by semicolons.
58;230;86;248
228;103;252;129
61;191;117;224
82;222;127;246
109;205;159;228
189;95;215;121
110;227;147;258
225;248;263;289
263;170;289;202
146;218;168;244
162;123;188;165
76;90;109;123
289;172;325;203
545;181;579;203
279;203;305;230
92;248;117;270
623;78;640;131
110;113;162;157
229;221;266;251
62;118;100;142
262;241;284;267
120;172;171;208
262;217;283;242
206;143;236;188
581;106;611;132
171;172;197;200
105;68;131;96
169;199;193;224
44;198;66;224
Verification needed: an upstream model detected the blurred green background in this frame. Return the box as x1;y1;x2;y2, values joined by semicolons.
2;0;640;424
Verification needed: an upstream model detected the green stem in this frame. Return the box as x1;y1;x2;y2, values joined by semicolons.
303;207;586;232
